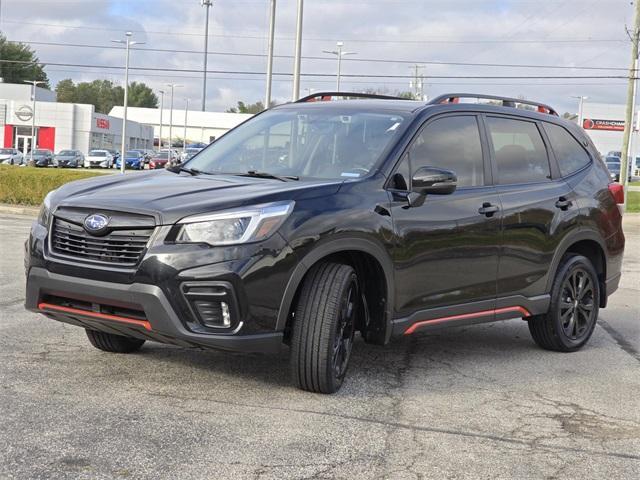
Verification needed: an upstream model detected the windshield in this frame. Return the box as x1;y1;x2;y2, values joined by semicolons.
126;151;140;157
185;108;409;179
89;151;107;157
0;149;14;154
35;149;49;155
156;152;169;159
58;150;75;155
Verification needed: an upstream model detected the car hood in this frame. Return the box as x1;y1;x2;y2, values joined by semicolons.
50;170;344;225
0;154;14;159
56;155;77;160
86;156;108;160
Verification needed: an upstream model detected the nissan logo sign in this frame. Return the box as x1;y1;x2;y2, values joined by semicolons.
15;105;34;122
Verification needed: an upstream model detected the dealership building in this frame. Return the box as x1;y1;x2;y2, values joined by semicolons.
0;83;154;154
109;106;251;146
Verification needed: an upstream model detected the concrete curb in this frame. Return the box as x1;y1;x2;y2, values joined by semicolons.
0;204;39;217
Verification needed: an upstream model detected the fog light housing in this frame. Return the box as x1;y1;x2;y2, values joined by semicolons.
182;281;239;332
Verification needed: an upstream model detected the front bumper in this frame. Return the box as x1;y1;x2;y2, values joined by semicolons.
26;267;284;353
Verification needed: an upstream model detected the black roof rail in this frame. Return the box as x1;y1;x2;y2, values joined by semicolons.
295;91;411;103
428;93;558;116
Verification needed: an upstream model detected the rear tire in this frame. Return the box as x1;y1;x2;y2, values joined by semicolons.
290;262;359;394
528;254;600;352
85;329;145;353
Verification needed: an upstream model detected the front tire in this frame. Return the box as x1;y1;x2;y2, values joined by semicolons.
528;254;600;352
85;329;145;353
290;262;358;394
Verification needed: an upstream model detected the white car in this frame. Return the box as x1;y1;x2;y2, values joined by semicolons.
84;149;113;169
0;148;25;165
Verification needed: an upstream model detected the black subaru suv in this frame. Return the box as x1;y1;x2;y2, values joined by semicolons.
25;93;625;393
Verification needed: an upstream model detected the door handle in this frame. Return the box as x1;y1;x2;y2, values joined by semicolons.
478;202;500;217
555;197;573;210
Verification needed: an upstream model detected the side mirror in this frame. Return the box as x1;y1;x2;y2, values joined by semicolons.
412;166;457;195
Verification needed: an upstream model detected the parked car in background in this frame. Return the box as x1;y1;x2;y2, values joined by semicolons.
0;148;24;165
606;150;622;158
116;150;145;170
84;149;113;169
605;156;621;182
53;150;84;168
180;147;203;163
27;149;54;167
149;150;171;169
106;149;120;164
131;149;151;164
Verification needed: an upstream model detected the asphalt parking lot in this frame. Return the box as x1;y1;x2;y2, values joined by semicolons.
0;214;638;480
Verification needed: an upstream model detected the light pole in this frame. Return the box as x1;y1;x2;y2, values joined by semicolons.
158;90;164;150
183;98;189;157
166;83;183;159
24;80;46;160
264;0;276;108
322;41;357;91
112;32;144;174
201;0;213;111
292;0;304;100
571;95;588;127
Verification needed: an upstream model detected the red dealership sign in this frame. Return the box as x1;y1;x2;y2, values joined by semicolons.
96;118;110;129
582;118;625;132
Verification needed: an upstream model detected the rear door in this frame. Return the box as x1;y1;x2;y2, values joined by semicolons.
485;115;579;302
388;114;501;317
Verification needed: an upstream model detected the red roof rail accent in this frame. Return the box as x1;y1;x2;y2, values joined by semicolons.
429;93;558;116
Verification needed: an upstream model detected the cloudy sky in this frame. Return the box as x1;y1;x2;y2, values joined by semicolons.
0;0;635;114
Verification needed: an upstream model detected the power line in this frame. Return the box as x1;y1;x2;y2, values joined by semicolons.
0;59;632;80
8;39;632;72
0;19;629;44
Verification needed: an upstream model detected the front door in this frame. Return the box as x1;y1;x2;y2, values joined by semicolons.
16;135;31;156
389;114;500;318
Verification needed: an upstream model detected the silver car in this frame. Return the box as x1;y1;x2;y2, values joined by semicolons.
0;148;25;165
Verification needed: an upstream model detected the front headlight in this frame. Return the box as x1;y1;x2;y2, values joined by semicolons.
176;201;294;246
38;191;55;227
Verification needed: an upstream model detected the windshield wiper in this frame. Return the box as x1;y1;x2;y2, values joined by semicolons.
236;170;299;182
178;166;202;175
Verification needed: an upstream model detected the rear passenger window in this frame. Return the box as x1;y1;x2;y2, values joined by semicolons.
544;123;591;176
408;116;484;188
487;117;551;184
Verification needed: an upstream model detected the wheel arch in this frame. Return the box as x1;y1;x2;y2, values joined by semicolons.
546;229;608;307
276;237;395;344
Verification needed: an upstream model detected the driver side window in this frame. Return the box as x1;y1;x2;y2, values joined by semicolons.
406;115;485;188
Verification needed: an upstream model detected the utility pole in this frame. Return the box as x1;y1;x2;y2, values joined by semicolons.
200;0;213;111
291;0;304;100
621;0;640;203
24;80;46;160
112;32;144;174
409;65;425;100
322;42;357;91
264;0;276;109
158;90;164;149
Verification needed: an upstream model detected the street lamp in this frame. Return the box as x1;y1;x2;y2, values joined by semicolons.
112;32;145;174
183;98;189;157
201;0;213;111
24;80;46;160
166;83;183;158
322;41;357;91
571;95;588;127
158;90;165;149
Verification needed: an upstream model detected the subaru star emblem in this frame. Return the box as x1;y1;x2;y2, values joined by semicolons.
84;213;110;234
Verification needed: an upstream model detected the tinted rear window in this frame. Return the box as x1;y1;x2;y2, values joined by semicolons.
544;123;591;176
487;117;550;184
